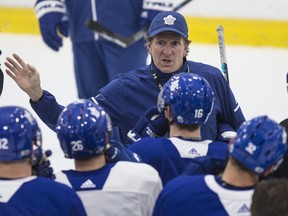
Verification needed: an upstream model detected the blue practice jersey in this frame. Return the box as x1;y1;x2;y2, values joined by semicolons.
65;0;151;42
0;203;32;216
55;161;162;216
0;176;86;216
31;60;245;141
129;137;228;185
153;175;254;216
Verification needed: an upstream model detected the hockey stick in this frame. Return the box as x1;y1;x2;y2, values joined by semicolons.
86;0;193;48
286;72;288;93
217;25;230;84
87;21;147;48
278;73;288;137
0;67;3;97
278;73;288;131
172;0;193;11
0;49;3;96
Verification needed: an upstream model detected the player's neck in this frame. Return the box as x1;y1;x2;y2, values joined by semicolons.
74;154;106;171
221;160;259;187
169;125;201;139
0;162;32;178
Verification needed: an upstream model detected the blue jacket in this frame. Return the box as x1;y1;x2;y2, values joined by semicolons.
31;60;245;141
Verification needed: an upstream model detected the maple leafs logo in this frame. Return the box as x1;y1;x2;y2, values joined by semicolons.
163;15;176;25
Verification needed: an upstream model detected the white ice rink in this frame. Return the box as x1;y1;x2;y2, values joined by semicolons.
1;33;288;171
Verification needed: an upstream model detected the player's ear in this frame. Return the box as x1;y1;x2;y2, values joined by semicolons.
165;106;173;121
183;38;191;57
147;44;152;54
145;38;152;51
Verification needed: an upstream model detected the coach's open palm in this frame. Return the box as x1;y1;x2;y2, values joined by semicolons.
5;53;44;102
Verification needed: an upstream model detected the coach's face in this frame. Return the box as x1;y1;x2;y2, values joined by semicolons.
147;32;189;74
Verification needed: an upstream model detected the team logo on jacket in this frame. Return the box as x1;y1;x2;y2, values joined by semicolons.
80;179;96;189
188;148;200;156
163;15;176;25
237;204;250;213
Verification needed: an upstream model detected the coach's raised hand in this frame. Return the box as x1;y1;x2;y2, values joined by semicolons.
4;53;44;102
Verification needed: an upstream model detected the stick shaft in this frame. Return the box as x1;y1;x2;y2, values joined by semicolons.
87;0;194;47
286;72;288;92
217;25;230;84
0;67;3;97
173;0;193;11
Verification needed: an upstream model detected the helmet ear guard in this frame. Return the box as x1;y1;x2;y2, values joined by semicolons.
56;99;109;159
230;116;287;175
0;106;41;161
157;72;215;125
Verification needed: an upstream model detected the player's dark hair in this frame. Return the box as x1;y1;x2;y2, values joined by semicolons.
176;124;200;132
251;178;288;216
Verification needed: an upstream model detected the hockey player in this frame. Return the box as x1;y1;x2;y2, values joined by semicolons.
34;0;173;98
54;99;162;215
0;106;87;216
261;118;288;179
182;116;288;178
128;73;229;185
4;11;244;143
152;115;287;216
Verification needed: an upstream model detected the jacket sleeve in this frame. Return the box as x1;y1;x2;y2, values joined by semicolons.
30;90;65;131
218;74;246;130
208;68;246;131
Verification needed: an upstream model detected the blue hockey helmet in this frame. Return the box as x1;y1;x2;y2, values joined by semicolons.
56;99;111;159
157;72;215;125
230;116;287;175
0;106;41;161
